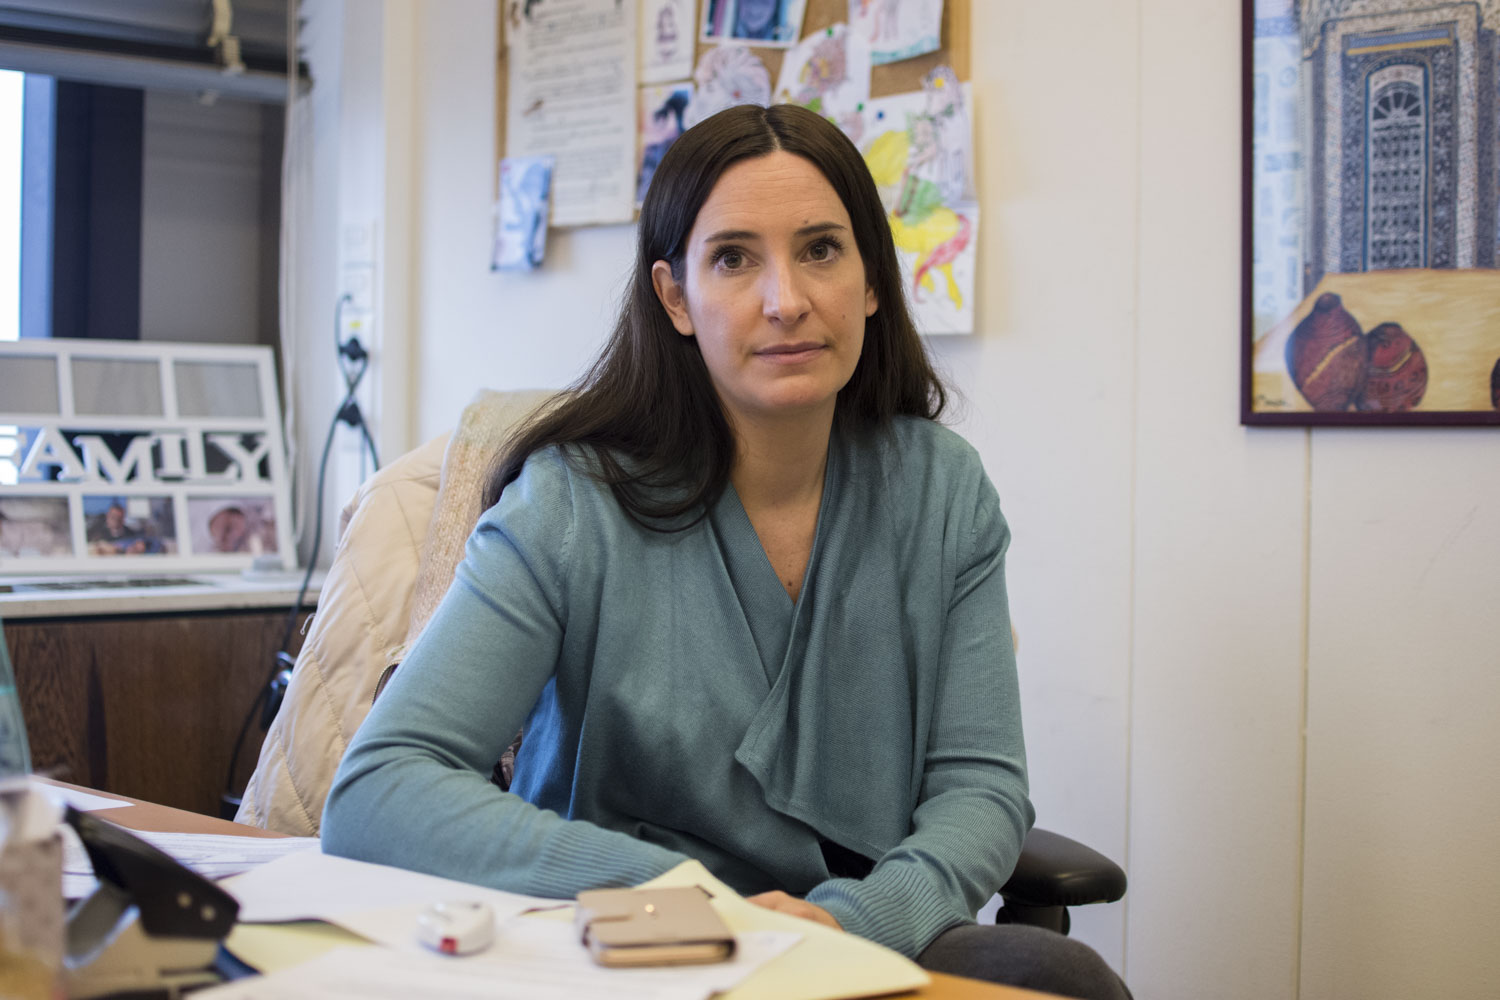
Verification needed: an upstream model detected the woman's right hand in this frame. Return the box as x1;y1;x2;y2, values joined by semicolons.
745;891;844;931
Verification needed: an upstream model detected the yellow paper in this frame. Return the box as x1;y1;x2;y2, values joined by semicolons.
224;921;366;973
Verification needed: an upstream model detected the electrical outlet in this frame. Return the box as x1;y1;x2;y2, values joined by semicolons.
342;222;376;266
339;220;378;345
339;302;374;346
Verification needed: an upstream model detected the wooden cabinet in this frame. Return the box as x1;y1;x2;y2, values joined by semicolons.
4;608;307;818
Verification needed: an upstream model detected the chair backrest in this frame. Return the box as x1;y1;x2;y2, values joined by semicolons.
404;390;556;654
235;389;551;835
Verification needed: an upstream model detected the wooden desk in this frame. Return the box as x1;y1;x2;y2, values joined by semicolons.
50;779;287;838
8;605;309;816
61;783;1053;1000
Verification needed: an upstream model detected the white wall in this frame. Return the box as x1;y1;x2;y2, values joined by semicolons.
407;1;636;427
287;0;416;567
283;0;349;567
306;2;1500;997
1127;3;1308;990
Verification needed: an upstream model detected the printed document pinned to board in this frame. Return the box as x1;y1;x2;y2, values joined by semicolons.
505;0;637;227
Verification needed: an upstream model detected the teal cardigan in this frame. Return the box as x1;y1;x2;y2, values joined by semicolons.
322;416;1033;958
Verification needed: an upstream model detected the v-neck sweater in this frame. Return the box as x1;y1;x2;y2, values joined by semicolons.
323;416;1033;958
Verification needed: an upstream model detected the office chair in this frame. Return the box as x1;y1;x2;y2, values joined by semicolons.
237;390;1127;936
997;829;1125;935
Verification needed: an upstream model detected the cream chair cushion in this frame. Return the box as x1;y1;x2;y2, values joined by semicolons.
236;389;551;835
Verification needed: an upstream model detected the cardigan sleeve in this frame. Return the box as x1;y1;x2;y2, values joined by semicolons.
321;450;687;897
805;470;1035;957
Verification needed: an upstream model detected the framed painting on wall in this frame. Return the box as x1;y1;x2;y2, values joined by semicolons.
1242;0;1500;426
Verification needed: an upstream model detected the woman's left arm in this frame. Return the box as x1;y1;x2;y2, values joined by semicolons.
805;474;1034;957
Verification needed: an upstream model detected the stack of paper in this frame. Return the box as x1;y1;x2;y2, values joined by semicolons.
216;854;929;1000
201;925;798;1000
61;828;319;898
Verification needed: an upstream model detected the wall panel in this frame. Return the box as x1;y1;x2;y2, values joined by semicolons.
1129;1;1308;996
1301;430;1500;999
927;0;1147;967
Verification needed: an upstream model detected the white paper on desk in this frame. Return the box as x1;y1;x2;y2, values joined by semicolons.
506;0;636;227
32;779;127;811
60;827;318;898
222;856;922;1000
198;924;798;1000
222;850;545;935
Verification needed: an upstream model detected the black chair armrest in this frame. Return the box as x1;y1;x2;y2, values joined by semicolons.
1001;827;1127;909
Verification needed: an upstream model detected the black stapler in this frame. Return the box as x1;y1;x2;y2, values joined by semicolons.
63;807;239;998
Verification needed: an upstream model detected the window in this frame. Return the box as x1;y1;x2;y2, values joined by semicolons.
1;68;18;344
13;74;284;346
0;1;300;347
2;69;19;485
1366;71;1427;270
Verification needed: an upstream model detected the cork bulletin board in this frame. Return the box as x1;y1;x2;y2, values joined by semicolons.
494;0;979;331
494;0;972;198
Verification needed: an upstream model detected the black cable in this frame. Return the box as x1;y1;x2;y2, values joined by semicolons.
333;295;381;473
221;295;380;817
358;412;381;471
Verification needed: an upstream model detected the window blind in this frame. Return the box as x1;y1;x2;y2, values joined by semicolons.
0;0;305;102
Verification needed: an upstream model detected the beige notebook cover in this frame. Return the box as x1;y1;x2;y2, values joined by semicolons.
575;885;736;966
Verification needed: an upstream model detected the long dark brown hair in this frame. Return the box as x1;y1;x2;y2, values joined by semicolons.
482;103;947;523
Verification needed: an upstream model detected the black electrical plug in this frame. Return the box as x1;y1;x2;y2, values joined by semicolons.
260;651;298;731
337;399;366;430
339;336;369;365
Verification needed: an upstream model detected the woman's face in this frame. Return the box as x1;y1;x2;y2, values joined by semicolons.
652;151;877;430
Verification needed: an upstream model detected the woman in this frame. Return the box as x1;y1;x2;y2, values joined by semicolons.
323;104;1129;999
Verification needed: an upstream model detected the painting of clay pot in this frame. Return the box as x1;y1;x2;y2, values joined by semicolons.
1356;323;1428;412
1286;293;1367;411
1256;273;1498;422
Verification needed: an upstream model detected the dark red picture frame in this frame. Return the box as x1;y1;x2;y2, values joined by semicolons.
1240;0;1500;427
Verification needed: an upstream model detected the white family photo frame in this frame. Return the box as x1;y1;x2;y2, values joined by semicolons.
0;338;295;574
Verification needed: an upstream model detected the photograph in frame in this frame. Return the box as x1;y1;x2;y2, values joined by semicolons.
0;496;72;559
1;339;296;574
82;495;178;557
1243;0;1500;426
186;496;279;556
